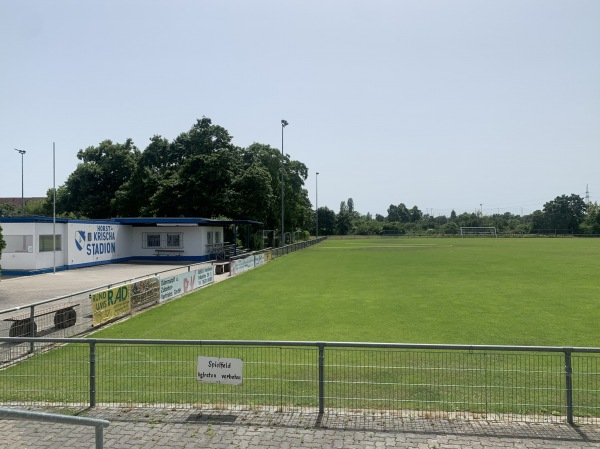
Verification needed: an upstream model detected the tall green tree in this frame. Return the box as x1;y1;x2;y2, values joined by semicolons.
336;201;352;235
542;194;587;233
317;207;336;235
114;135;171;216
56;139;140;218
580;202;600;234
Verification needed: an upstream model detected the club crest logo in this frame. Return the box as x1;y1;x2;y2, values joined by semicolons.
75;230;86;251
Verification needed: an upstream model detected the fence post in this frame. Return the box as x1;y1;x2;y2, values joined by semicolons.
564;349;573;425
318;344;325;414
95;424;104;449
29;305;35;354
90;341;97;407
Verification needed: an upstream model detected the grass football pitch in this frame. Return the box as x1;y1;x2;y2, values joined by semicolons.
4;237;600;416
95;237;600;347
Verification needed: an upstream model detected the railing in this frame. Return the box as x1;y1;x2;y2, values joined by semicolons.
0;407;109;449
0;262;213;361
271;237;327;259
1;337;598;426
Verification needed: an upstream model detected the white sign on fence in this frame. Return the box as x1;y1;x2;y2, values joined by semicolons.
197;356;243;385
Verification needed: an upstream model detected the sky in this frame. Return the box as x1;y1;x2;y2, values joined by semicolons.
1;0;598;218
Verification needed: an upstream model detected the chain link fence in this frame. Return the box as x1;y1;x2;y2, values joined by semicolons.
1;338;598;425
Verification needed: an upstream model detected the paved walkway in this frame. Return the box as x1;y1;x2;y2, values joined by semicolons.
1;407;599;448
0;262;214;311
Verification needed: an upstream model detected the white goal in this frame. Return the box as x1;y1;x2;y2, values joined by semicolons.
460;227;497;237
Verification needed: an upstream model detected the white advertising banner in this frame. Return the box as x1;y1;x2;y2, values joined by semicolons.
197;356;243;385
160;266;214;302
159;272;196;302
254;253;265;267
196;265;214;287
230;255;255;276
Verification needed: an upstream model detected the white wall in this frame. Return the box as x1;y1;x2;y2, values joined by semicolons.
130;226;215;257
1;221;226;272
0;222;67;270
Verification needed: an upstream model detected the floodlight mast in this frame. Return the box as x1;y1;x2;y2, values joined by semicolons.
316;172;319;238
281;120;288;246
14;148;26;214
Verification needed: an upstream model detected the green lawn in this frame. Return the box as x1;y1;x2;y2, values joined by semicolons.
4;237;600;417
93;238;600;347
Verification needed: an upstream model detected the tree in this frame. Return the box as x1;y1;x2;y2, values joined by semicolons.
580;202;600;234
113;135;171;216
542;194;587;233
231;163;274;222
317;207;336;235
0;224;5;263
336;201;352;235
56;139;141;218
0;203;18;217
409;206;422;222
387;204;400;222
397;203;410;223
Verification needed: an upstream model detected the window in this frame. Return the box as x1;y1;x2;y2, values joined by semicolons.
4;235;33;253
39;235;62;252
207;231;213;245
144;233;161;248
215;231;221;243
167;233;182;248
143;232;183;249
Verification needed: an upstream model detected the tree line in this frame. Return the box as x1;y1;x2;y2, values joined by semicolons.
317;193;600;236
1;117;599;254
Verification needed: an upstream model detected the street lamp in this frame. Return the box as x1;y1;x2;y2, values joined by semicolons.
14;148;26;214
281;120;288;246
315;172;319;238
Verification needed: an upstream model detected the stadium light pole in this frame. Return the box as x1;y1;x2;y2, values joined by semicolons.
281;120;289;246
14;148;26;215
315;172;319;238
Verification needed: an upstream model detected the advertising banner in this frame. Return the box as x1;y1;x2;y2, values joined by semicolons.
196;265;214;287
230;256;255;276
264;250;272;263
159;271;204;302
131;277;160;310
91;285;131;326
254;253;265;267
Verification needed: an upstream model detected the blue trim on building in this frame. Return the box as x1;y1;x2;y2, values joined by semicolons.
1;254;213;276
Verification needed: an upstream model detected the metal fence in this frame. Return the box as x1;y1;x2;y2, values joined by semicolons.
0;263;213;362
1;338;598;426
270;237;327;259
0;407;109;449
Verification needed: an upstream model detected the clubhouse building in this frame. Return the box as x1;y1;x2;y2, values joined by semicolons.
0;216;261;275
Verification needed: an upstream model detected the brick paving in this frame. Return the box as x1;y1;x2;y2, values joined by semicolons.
1;407;599;449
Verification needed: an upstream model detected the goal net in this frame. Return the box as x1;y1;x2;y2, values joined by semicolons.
460;227;497;237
